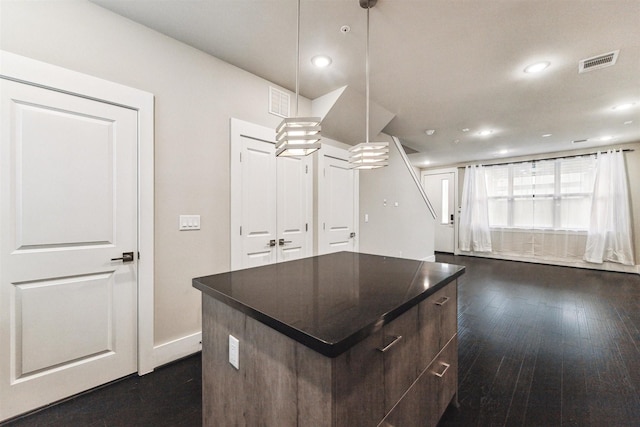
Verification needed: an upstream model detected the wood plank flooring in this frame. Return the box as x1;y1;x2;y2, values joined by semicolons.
437;254;640;427
2;254;638;426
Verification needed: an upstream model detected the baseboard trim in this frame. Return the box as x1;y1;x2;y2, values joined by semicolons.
422;255;436;262
153;332;202;369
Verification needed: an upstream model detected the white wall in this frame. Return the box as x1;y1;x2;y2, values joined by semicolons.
0;0;313;358
359;135;436;261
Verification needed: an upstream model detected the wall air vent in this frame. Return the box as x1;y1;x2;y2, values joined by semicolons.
269;87;290;118
572;139;589;144
578;50;619;73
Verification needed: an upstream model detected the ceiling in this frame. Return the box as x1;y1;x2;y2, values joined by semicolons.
90;0;640;167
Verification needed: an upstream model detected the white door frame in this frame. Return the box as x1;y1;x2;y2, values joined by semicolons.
0;51;155;375
316;144;359;254
421;167;459;254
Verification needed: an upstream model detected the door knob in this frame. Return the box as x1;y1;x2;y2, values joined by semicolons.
278;238;292;246
111;252;134;262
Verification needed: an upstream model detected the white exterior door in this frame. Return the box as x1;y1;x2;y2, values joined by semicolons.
231;119;312;270
317;145;358;255
423;171;456;253
0;79;138;420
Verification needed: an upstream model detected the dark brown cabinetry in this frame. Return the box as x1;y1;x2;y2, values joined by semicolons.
194;253;464;427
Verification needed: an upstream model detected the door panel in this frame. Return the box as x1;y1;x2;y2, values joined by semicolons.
423;172;455;253
277;155;311;262
320;153;357;254
240;137;277;268
0;79;137;420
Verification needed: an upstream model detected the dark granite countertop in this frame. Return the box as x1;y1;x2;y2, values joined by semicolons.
193;251;465;358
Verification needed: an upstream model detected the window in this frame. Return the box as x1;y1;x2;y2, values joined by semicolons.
485;155;596;230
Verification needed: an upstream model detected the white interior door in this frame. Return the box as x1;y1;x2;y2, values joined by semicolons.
423;171;456;253
239;136;278;268
231;119;312;270
318;146;358;255
0;78;138;420
276;155;312;262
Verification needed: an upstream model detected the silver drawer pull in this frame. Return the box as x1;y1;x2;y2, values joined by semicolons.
377;335;403;353
435;296;450;306
433;362;450;378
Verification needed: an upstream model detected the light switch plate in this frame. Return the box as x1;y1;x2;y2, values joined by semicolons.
229;335;239;370
179;215;200;230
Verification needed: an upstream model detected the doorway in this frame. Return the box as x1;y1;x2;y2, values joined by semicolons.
0;51;154;421
422;169;457;253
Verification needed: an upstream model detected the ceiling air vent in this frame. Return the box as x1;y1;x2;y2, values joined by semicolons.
269;87;290;118
578;50;619;73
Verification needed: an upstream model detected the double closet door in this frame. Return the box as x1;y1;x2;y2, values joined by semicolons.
231;119;312;270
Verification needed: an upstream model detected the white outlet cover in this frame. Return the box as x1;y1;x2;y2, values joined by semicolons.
229;335;239;370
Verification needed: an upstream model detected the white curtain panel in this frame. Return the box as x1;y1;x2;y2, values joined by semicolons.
584;150;635;265
459;165;492;252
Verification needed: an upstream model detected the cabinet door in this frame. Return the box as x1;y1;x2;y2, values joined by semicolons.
382;336;458;427
381;304;419;413
334;330;385;427
418;281;457;371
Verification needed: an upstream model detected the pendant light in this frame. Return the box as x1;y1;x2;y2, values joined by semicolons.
275;0;321;157
349;0;389;169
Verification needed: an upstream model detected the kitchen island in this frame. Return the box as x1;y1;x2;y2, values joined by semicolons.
193;251;464;426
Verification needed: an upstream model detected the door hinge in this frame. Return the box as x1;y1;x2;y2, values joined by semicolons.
138;252;141;260
239;152;242;162
323;223;326;230
305;223;308;232
305;165;308;174
240;226;242;236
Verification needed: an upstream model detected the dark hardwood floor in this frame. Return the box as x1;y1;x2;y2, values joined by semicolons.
437;254;640;427
2;255;639;426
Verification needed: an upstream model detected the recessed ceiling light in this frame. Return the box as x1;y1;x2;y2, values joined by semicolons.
624;120;633;125
477;130;493;136
524;61;550;73
499;149;508;155
423;160;431;166
612;102;636;111
461;128;470;132
311;55;332;68
453;139;460;144
542;134;552;138
600;136;614;141
425;129;436;136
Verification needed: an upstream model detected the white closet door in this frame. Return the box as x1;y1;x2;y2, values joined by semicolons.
276;155;312;262
230;119;313;270
318;146;358;255
0;79;138;420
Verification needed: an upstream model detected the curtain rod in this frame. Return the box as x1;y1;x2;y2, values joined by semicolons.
482;148;634;168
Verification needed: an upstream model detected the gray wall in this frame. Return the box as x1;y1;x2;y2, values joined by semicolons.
359;134;436;261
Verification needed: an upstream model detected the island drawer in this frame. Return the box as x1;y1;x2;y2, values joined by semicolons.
418;280;457;371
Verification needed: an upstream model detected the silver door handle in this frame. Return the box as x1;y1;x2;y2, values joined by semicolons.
111;252;134;262
278;238;292;246
349;232;356;238
268;239;276;247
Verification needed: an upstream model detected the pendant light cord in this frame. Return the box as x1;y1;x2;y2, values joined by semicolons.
365;2;370;144
295;0;300;117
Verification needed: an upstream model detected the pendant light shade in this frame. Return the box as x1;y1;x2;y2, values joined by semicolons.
275;117;321;157
276;0;321;157
349;0;388;169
